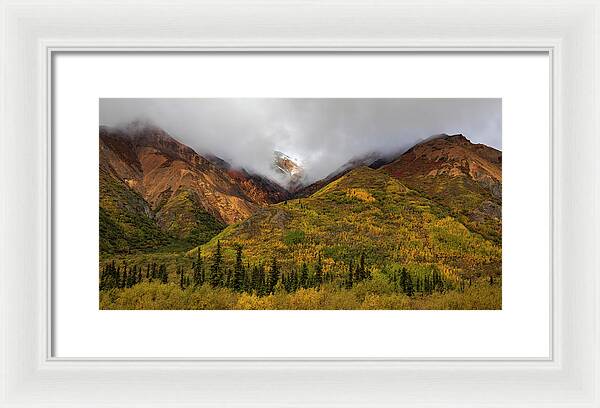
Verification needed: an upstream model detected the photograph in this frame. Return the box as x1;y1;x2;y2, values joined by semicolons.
99;98;502;310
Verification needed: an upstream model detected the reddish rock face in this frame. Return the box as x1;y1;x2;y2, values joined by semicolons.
100;123;288;229
383;134;501;189
382;134;502;243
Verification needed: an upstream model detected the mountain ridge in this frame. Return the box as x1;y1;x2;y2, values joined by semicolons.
100;124;502;255
100;124;293;252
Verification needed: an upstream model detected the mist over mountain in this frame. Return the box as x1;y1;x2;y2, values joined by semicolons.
99;98;501;185
99;119;502;310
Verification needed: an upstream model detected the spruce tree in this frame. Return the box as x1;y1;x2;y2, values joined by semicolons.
300;262;309;289
100;264;107;290
250;265;260;294
160;264;168;284
289;269;298;292
209;241;223;287
233;245;245;292
346;262;354;289
399;267;409;294
314;254;323;288
405;272;414;297
121;266;128;288
268;257;279;294
357;253;366;281
193;250;204;287
179;265;185;289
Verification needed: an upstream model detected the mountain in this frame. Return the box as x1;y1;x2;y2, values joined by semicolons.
273;150;306;192
205;154;291;204
100;123;288;253
100;123;501;277
100;128;502;309
382;134;502;243
199;164;501;282
295;152;390;198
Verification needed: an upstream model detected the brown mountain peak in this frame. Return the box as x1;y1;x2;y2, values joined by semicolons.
383;133;502;186
443;133;469;143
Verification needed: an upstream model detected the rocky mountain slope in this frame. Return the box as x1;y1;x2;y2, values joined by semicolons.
100;124;502;266
100;123;289;252
273;150;306;192
294;152;391;198
199;164;501;283
383;134;502;243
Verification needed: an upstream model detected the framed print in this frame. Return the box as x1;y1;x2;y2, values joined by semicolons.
53;53;548;359
1;1;599;407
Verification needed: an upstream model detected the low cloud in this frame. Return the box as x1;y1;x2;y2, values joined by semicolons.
100;98;501;183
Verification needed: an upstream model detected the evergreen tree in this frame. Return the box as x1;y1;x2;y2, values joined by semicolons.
178;265;185;289
233;245;245;292
290;270;299;292
283;271;293;292
346;262;354;289
159;264;168;284
120;265;127;288
314;254;323;288
250;264;261;295
100;264;108;290
252;263;267;296
225;268;232;288
405;273;414;296
193;250;204;287
268;257;280;294
150;262;156;282
424;274;432;295
356;252;366;281
111;261;119;289
209;241;223;287
300;262;309;289
396;267;414;296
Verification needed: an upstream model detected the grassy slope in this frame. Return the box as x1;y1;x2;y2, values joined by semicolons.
99;170;225;254
198;166;501;282
397;174;502;244
99;169;175;253
100;165;502;310
155;189;226;245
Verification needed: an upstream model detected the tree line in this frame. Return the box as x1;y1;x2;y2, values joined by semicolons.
100;241;482;296
100;261;168;290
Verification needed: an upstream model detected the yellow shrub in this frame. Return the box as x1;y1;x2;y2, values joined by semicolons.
346;188;376;202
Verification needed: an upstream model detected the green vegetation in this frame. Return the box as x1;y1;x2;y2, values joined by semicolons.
283;229;305;245
100;166;501;310
99;170;224;254
99;170;175;253
200;167;500;280
100;245;501;310
156;189;225;245
398;174;502;244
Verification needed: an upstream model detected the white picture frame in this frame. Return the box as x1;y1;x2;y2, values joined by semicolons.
1;0;598;406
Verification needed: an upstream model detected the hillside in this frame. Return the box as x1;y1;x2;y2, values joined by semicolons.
294;152;384;198
100;128;502;309
100;123;289;253
383;134;502;243
198;165;501;283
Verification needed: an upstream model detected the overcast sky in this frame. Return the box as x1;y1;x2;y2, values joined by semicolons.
99;98;501;184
